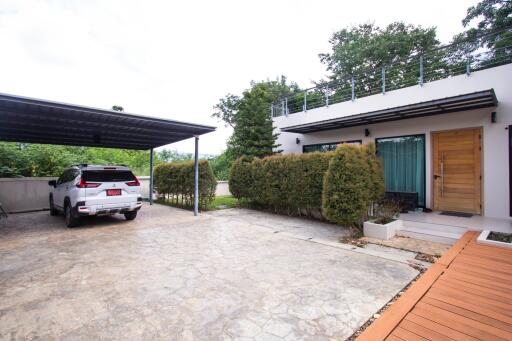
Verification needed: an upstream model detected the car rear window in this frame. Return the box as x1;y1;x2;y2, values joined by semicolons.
82;170;137;182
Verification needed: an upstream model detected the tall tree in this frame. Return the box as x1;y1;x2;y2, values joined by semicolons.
319;22;444;96
453;0;512;56
213;77;299;160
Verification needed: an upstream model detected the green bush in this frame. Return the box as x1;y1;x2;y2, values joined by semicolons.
365;142;385;203
154;160;216;210
228;144;384;225
322;144;371;227
228;152;332;215
228;157;253;200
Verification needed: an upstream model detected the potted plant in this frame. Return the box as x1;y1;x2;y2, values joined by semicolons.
364;200;402;240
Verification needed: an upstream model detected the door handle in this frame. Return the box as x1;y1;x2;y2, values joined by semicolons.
433;174;441;179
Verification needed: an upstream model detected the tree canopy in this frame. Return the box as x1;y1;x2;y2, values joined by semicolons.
213;77;300;160
0;142;199;178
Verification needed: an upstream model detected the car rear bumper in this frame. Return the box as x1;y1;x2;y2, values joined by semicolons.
76;201;143;216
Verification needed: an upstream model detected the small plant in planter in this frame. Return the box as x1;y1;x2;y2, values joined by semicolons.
364;200;402;240
372;200;400;225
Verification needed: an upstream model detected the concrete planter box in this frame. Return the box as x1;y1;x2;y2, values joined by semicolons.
363;219;402;240
477;230;512;249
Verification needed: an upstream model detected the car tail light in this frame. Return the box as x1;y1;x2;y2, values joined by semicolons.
76;178;101;188
126;178;140;186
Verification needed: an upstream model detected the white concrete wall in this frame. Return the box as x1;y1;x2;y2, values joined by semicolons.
0;176;230;213
216;181;231;196
274;64;512;219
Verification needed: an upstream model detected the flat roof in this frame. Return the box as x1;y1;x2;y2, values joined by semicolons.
0;92;216;150
280;89;498;134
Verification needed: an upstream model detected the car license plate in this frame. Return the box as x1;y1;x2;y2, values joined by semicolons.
107;189;122;196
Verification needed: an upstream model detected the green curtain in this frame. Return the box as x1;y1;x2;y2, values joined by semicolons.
377;135;425;207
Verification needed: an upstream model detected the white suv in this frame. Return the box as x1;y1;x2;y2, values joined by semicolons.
49;165;143;227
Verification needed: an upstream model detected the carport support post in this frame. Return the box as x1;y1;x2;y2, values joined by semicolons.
194;136;199;216
149;148;154;205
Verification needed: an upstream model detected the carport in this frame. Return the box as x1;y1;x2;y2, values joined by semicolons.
0;92;215;215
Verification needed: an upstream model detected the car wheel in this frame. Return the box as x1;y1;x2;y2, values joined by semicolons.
65;202;80;228
49;196;59;216
124;211;138;220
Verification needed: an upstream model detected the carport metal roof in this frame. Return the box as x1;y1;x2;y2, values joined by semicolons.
0;92;215;150
0;92;216;215
280;89;498;134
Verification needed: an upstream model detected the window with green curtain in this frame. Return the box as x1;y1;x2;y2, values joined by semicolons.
376;135;426;207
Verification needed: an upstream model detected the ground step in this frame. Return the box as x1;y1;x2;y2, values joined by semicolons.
400;220;467;235
397;226;462;245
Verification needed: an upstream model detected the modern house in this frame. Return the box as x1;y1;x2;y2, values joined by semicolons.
272;33;512;243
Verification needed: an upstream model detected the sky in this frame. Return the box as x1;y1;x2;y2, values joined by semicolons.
0;0;477;155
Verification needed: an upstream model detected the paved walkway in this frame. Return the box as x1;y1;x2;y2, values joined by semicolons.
357;231;512;340
0;205;419;340
361;236;450;256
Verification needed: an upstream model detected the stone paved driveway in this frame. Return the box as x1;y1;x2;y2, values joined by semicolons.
0;204;418;340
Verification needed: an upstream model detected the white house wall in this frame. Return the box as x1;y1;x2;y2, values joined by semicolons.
274;64;512;219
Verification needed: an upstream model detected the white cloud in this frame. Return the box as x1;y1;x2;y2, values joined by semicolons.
0;0;476;154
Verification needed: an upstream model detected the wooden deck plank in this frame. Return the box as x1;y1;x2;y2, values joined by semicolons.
436;277;512;303
416;301;512;340
357;232;512;341
422;296;512;333
461;248;512;264
405;313;479;341
449;263;512;283
453;256;512;275
436;231;477;266
424;289;512;325
429;285;512;313
391;327;428;341
469;242;512;255
385;335;404;341
442;270;512;291
356;263;445;341
412;304;510;340
398;319;453;341
438;276;511;300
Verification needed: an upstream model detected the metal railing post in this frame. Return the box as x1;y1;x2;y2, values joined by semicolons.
281;100;285;117
419;55;424;86
149;148;154;205
351;76;355;101
284;97;288;116
382;66;386;94
325;85;329;107
271;104;274;117
303;90;307;111
466;56;471;76
193;136;199;216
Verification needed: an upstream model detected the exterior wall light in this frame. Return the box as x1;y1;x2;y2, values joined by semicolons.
491;111;497;123
296;138;301;144
365;128;370;137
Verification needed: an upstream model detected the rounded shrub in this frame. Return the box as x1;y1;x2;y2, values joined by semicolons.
365;142;385;203
322;144;371;227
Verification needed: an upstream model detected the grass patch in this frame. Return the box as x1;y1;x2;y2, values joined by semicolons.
156;195;238;211
207;195;239;210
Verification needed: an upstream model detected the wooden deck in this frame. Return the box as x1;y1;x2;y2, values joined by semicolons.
357;231;512;341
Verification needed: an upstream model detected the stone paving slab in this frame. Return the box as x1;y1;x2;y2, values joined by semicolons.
361;236;450;256
0;205;418;340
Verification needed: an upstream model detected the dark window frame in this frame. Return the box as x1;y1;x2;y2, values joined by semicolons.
375;134;427;208
302;140;362;153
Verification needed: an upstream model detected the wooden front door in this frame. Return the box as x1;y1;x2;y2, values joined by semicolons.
432;128;481;214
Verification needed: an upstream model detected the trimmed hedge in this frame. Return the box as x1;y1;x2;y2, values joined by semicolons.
228;142;384;226
229;152;333;214
154;160;216;210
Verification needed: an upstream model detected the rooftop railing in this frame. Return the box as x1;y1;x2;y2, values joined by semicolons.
271;28;512;118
